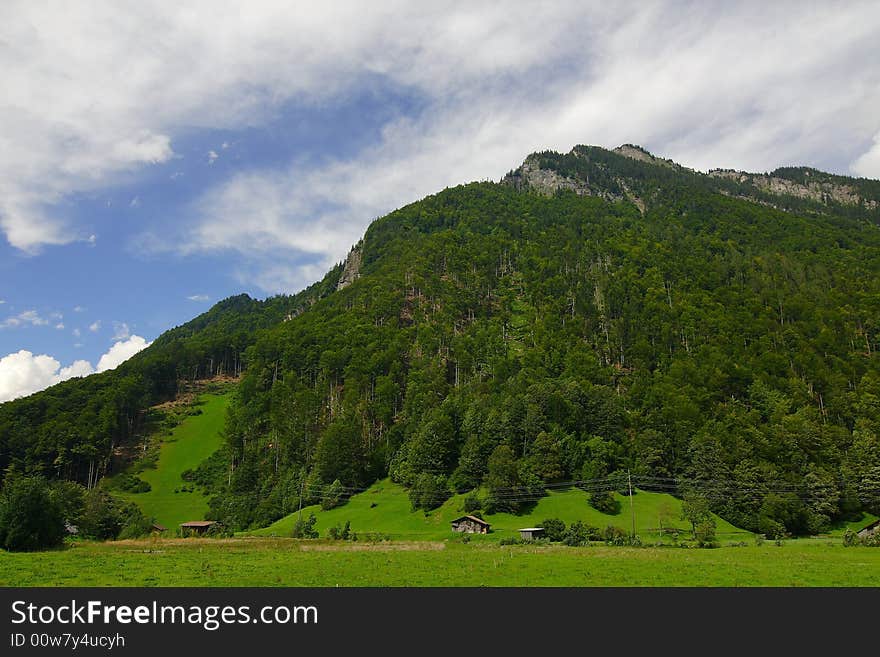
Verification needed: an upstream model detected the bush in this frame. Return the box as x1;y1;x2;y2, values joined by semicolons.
540;518;566;542
79;490;124;540
842;529;858;547
79;489;152;540
291;513;319;539
107;474;151;493
327;521;352;541
602;525;628;546
321;480;345;511
117;513;154;540
462;493;482;514
589;491;621;515
694;519;718;548
563;520;590;546
0;475;66;552
409;473;450;512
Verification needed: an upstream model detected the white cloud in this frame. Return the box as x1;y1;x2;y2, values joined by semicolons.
2;1;879;276
1;310;50;328
55;322;64;330
0;350;93;402
0;334;151;402
72;327;81;337
73;305;84;313
121;2;878;292
207;150;219;165
96;335;150;372
89;320;101;332
129;196;140;208
111;321;131;341
0;300;5;304
852;132;880;178
186;294;210;302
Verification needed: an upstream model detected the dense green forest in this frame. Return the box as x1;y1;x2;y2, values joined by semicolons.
0;275;341;487
3;145;880;539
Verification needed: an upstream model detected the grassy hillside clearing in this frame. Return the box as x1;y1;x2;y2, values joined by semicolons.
116;392;229;529
248;478;749;542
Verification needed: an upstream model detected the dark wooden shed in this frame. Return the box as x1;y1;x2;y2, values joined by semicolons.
180;520;218;535
857;518;880;539
451;515;490;534
518;527;545;541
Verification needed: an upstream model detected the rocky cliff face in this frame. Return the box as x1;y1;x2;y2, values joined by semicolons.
336;242;363;291
708;168;879;209
505;144;879;217
503;149;644;211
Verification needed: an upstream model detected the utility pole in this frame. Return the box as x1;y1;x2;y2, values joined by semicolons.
298;477;305;523
627;469;636;539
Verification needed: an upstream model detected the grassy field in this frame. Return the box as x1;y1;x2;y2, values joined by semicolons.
2;537;879;587
117;393;228;529
248;478;750;542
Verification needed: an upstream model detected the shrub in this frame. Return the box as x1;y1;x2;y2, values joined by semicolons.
291;513;319;539
462;493;482;514
79;490;124;540
107;474;151;493
842;529;858;547
563;520;590;546
0;475;66;552
602;525;628;546
589;491;621;515
409;473;450;512
321;480;345;511
540;518;566;542
695;519;718;548
327;520;352;541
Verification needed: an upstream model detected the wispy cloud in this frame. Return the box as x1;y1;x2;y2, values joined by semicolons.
111;321;131;341
1;310;50;329
89;320;101;332
186;294;210;302
2;1;879;279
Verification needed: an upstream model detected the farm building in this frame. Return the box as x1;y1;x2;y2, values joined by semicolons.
857;518;880;539
151;523;167;534
451;515;490;534
518;527;545;541
180;520;218;535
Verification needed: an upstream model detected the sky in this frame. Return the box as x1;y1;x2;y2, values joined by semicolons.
1;1;880;402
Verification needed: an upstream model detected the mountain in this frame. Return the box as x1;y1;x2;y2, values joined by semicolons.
3;144;880;538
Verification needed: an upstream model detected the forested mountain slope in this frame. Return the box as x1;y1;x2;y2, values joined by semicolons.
0;273;341;485
4;144;880;538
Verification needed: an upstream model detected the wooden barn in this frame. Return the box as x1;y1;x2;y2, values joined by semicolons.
451;515;490;534
857;518;880;540
180;520;218;536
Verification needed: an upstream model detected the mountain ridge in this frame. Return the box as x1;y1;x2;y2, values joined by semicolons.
3;143;880;540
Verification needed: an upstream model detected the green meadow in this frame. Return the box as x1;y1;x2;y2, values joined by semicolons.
2;538;879;587
248;478;749;543
117;393;229;529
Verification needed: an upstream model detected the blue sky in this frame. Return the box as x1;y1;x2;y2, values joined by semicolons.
1;1;880;402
